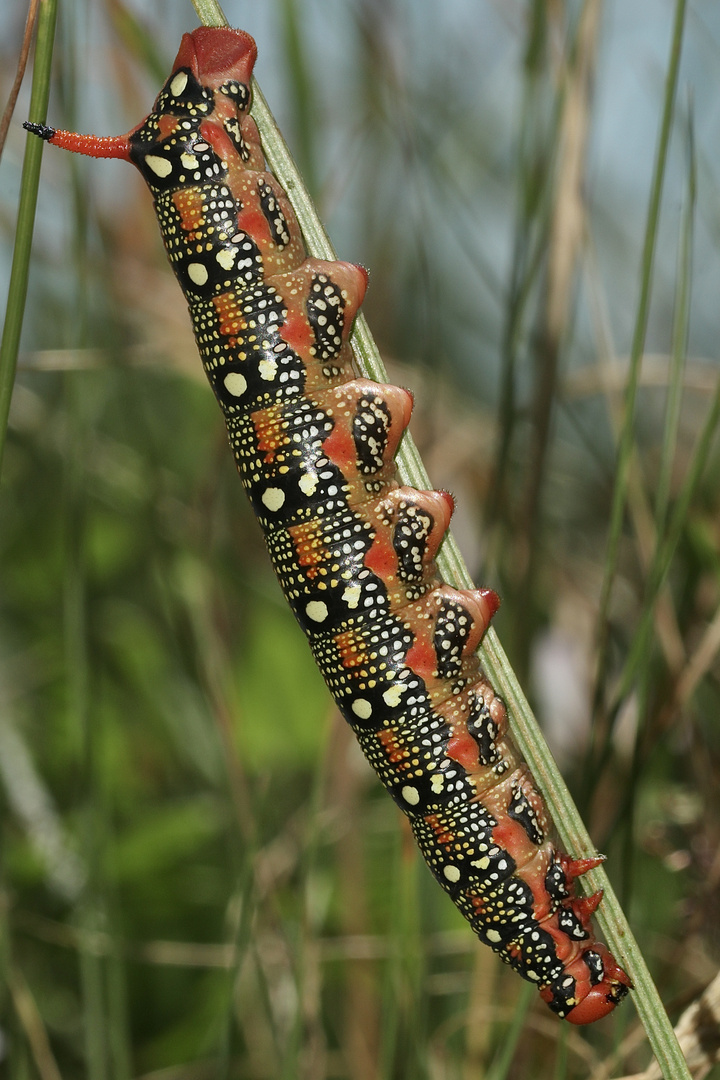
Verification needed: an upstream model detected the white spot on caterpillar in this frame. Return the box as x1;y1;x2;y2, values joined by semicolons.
443;865;460;883
382;684;407;708
146;154;172;178
342;584;362;609
299;473;318;497
352;698;372;720
401;785;420;806
258;358;277;381
180;152;197;170
216;249;236;271
486;929;502;944
261;487;285;511
188;263;208;286
223;372;247;397
170;71;189;97
306;601;328;623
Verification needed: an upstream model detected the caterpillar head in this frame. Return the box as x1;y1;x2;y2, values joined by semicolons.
170;27;257;93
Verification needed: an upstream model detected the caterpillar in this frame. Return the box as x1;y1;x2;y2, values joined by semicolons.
25;26;631;1023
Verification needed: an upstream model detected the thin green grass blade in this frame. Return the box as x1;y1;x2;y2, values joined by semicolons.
655;99;696;534
604;100;697;720
489;1;556;536
107;2;169;84
0;0;58;478
486;981;534;1080
592;0;687;708
612;370;720;712
277;0;319;197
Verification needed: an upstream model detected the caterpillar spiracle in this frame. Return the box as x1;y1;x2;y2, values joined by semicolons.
25;26;631;1023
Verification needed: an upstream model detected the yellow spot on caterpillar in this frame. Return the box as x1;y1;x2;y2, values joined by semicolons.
352;698;372;720
487;930;502;944
261;487;285;511
382;683;407;708
443;865;460;883
306;601;328;623
299;473;318;497
188;263;208;285
146;154;172;178
180;152;198;170
258;358;277;381
170;71;188;97
401;785;420;805
216;249;236;271
342;584;362;609
223;372;247;397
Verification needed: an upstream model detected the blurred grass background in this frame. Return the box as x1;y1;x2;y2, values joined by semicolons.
1;0;720;1076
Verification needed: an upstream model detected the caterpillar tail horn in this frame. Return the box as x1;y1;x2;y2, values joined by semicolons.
23;122;132;161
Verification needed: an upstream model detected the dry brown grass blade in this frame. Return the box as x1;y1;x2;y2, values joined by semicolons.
7;964;63;1080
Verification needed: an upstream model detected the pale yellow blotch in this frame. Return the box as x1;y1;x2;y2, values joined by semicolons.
342;584;361;609
443;865;461;883
180;152;198;170
306;601;328;623
299;473;318;497
187;263;208;286
261;487;285;511
401;785;420;806
145;154;172;178
170;71;189;97
382;684;407;708
431;774;445;794
471;856;490;871
223;372;247;397
352;699;372;720
216;249;236;272
486;929;502;944
258;358;277;381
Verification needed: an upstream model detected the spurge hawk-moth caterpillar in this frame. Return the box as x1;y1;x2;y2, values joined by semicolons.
25;26;631;1023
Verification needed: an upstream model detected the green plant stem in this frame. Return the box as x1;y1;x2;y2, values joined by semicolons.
194;4;688;1074
613;371;720;710
592;0;687;714
486;982;534;1080
655;102;695;535
191;0;228;28
0;0;58;479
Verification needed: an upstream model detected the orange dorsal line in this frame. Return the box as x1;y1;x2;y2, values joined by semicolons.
23;123;132;161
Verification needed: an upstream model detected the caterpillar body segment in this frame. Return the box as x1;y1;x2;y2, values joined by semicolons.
25;26;631;1023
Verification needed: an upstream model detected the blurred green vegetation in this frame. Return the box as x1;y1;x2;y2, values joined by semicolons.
1;0;720;1077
